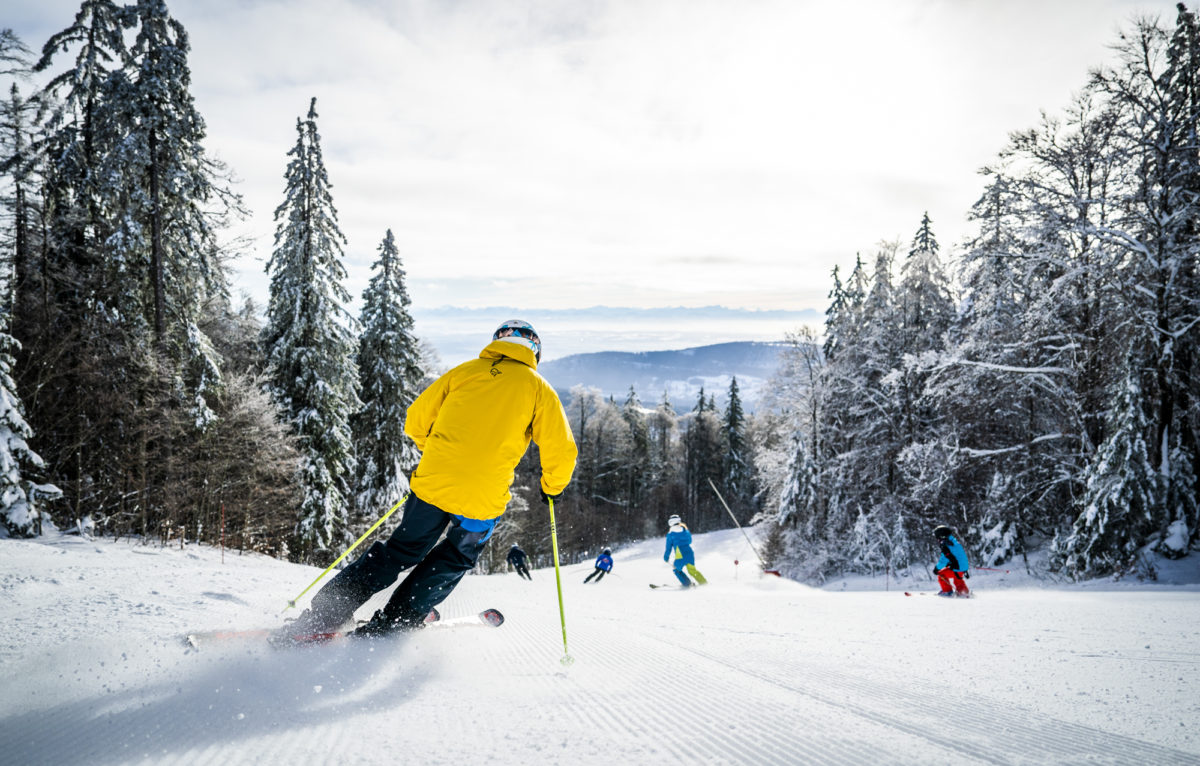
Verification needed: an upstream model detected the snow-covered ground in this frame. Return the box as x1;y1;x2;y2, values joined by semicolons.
3;528;1199;766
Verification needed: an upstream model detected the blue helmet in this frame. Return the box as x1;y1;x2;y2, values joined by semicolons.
493;319;541;361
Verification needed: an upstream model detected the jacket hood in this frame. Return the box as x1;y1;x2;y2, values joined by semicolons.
480;338;539;369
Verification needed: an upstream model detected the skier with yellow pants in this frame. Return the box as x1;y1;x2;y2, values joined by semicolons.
663;514;707;587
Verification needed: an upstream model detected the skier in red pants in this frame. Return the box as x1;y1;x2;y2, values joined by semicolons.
933;525;970;597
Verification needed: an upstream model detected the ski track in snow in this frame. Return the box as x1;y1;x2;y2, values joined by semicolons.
2;531;1199;765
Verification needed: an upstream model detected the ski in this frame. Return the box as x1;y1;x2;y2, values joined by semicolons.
185;607;504;650
904;591;972;599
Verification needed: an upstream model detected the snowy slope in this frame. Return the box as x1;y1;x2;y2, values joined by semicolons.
2;530;1199;766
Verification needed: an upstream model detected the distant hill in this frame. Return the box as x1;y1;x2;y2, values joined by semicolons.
538;341;787;412
410;304;820;362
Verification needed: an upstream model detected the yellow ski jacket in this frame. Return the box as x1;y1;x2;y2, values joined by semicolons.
404;339;578;520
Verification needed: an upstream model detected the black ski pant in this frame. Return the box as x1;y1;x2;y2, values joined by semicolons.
513;563;532;580
307;493;491;630
584;568;608;583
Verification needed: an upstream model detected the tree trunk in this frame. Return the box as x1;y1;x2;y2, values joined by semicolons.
149;129;165;344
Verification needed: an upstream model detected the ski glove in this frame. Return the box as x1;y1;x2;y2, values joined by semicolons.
539;488;562;505
962;571;969;579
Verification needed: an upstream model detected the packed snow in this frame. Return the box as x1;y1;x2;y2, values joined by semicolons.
3;528;1199;766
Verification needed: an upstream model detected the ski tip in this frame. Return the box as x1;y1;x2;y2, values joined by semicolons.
480;608;505;628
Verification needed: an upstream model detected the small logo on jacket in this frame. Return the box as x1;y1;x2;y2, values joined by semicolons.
490;368;502;377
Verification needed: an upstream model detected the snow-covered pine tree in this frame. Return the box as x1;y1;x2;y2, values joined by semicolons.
648;390;677;487
998;93;1123;556
34;0;129;302
920;171;1074;559
563;385;626;549
759;327;823;529
970;472;1022;567
0;314;60;537
893;214;956;529
353;229;422;525
721;376;753;522
619;385;650;515
0;33;42;318
898;213;954;355
777;429;817;534
887;509;915;574
96;0;240;427
1164;12;1200;529
1090;10;1200;554
681;387;723;528
262;98;360;564
848;506;887;574
821;264;847;362
834;243;903;525
1054;360;1160;578
0;31;56;538
30;3;254;535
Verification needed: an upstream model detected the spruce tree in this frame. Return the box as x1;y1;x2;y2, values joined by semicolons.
353;228;422;524
899;212;954;354
894;214;955;525
262;98;360;563
28;4;244;535
34;0;129;302
0;33;40;317
0;316;59;537
684;388;723;528
619;385;650;513
96;0;239;426
778;429;817;533
1091;9;1200;551
1054;361;1159;577
721;376;752;520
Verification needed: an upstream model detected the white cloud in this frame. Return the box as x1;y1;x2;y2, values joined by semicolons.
12;0;1184;325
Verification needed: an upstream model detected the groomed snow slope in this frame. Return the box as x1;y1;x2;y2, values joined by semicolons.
2;529;1199;766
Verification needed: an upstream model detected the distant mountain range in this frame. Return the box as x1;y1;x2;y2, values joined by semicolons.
411;304;819;363
537;341;788;412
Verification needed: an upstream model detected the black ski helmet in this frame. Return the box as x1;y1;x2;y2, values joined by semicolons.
602;548;611;555
933;525;953;540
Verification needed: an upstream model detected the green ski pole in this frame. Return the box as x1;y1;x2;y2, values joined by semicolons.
548;497;574;665
281;493;410;614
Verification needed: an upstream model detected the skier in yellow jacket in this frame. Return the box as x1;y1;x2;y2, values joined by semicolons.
281;320;577;639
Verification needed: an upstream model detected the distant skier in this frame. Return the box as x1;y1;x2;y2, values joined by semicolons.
507;543;532;580
663;515;707;587
933;525;970;597
277;320;577;641
584;548;613;583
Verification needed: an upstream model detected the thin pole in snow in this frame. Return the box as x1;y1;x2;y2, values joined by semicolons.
707;477;774;573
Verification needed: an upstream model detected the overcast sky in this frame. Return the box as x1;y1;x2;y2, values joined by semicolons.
5;0;1185;340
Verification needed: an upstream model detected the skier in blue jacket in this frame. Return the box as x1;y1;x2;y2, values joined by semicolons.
933;525;970;597
584;548;613;583
663;514;705;587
